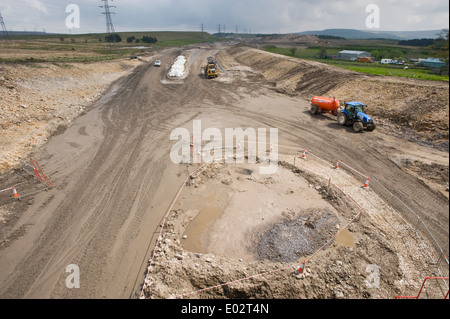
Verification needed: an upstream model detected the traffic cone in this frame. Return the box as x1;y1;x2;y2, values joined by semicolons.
11;187;20;200
296;261;306;275
335;160;340;169
363;178;370;189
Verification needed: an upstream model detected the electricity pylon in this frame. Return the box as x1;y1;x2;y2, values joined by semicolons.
0;12;11;42
100;0;116;49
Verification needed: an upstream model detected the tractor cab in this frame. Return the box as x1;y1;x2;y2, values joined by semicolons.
337;101;376;133
344;102;366;119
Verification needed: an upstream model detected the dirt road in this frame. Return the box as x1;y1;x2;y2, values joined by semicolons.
0;44;448;299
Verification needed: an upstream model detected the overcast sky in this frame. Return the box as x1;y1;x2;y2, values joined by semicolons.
0;0;448;34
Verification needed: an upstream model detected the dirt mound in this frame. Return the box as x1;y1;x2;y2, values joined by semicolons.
222;47;356;96
261;34;321;45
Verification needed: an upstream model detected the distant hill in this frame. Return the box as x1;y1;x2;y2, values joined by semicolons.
3;31;60;36
294;29;442;40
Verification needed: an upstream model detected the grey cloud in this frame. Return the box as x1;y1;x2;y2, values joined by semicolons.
0;0;448;34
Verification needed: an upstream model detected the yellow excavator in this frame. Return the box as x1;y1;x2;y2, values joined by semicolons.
204;57;219;79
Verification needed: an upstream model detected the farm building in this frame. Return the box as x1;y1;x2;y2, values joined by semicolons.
337;50;371;61
419;57;446;68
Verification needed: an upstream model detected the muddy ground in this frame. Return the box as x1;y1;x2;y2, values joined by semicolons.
0;42;448;299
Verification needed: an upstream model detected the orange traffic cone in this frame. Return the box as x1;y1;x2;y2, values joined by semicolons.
363;178;370;189
335;160;340;169
11;187;20;200
296;261;306;275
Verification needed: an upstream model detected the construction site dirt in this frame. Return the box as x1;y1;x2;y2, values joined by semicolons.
0;43;448;299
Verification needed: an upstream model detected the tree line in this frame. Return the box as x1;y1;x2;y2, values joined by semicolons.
103;34;159;44
126;35;158;44
398;38;435;47
105;33;122;43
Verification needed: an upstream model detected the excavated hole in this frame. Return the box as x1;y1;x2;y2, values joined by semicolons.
179;159;350;262
143;158;428;300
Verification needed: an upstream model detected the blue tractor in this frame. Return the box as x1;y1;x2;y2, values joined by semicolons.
337;101;376;133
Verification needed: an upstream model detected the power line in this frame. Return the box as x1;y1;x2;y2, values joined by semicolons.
0;12;12;42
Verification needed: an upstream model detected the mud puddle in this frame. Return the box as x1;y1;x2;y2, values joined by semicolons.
176;162;339;261
182;198;222;253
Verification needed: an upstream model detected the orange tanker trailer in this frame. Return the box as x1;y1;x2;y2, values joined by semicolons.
310;96;341;116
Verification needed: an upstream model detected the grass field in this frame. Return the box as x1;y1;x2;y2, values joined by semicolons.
0;31;219;63
334;62;448;81
265;45;449;82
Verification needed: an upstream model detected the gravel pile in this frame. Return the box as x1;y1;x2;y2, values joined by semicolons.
256;209;339;262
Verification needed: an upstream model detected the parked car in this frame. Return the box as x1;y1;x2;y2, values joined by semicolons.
154;60;161;67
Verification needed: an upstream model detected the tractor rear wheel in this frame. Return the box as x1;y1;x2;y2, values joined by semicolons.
310;104;319;115
353;122;364;133
337;112;347;126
